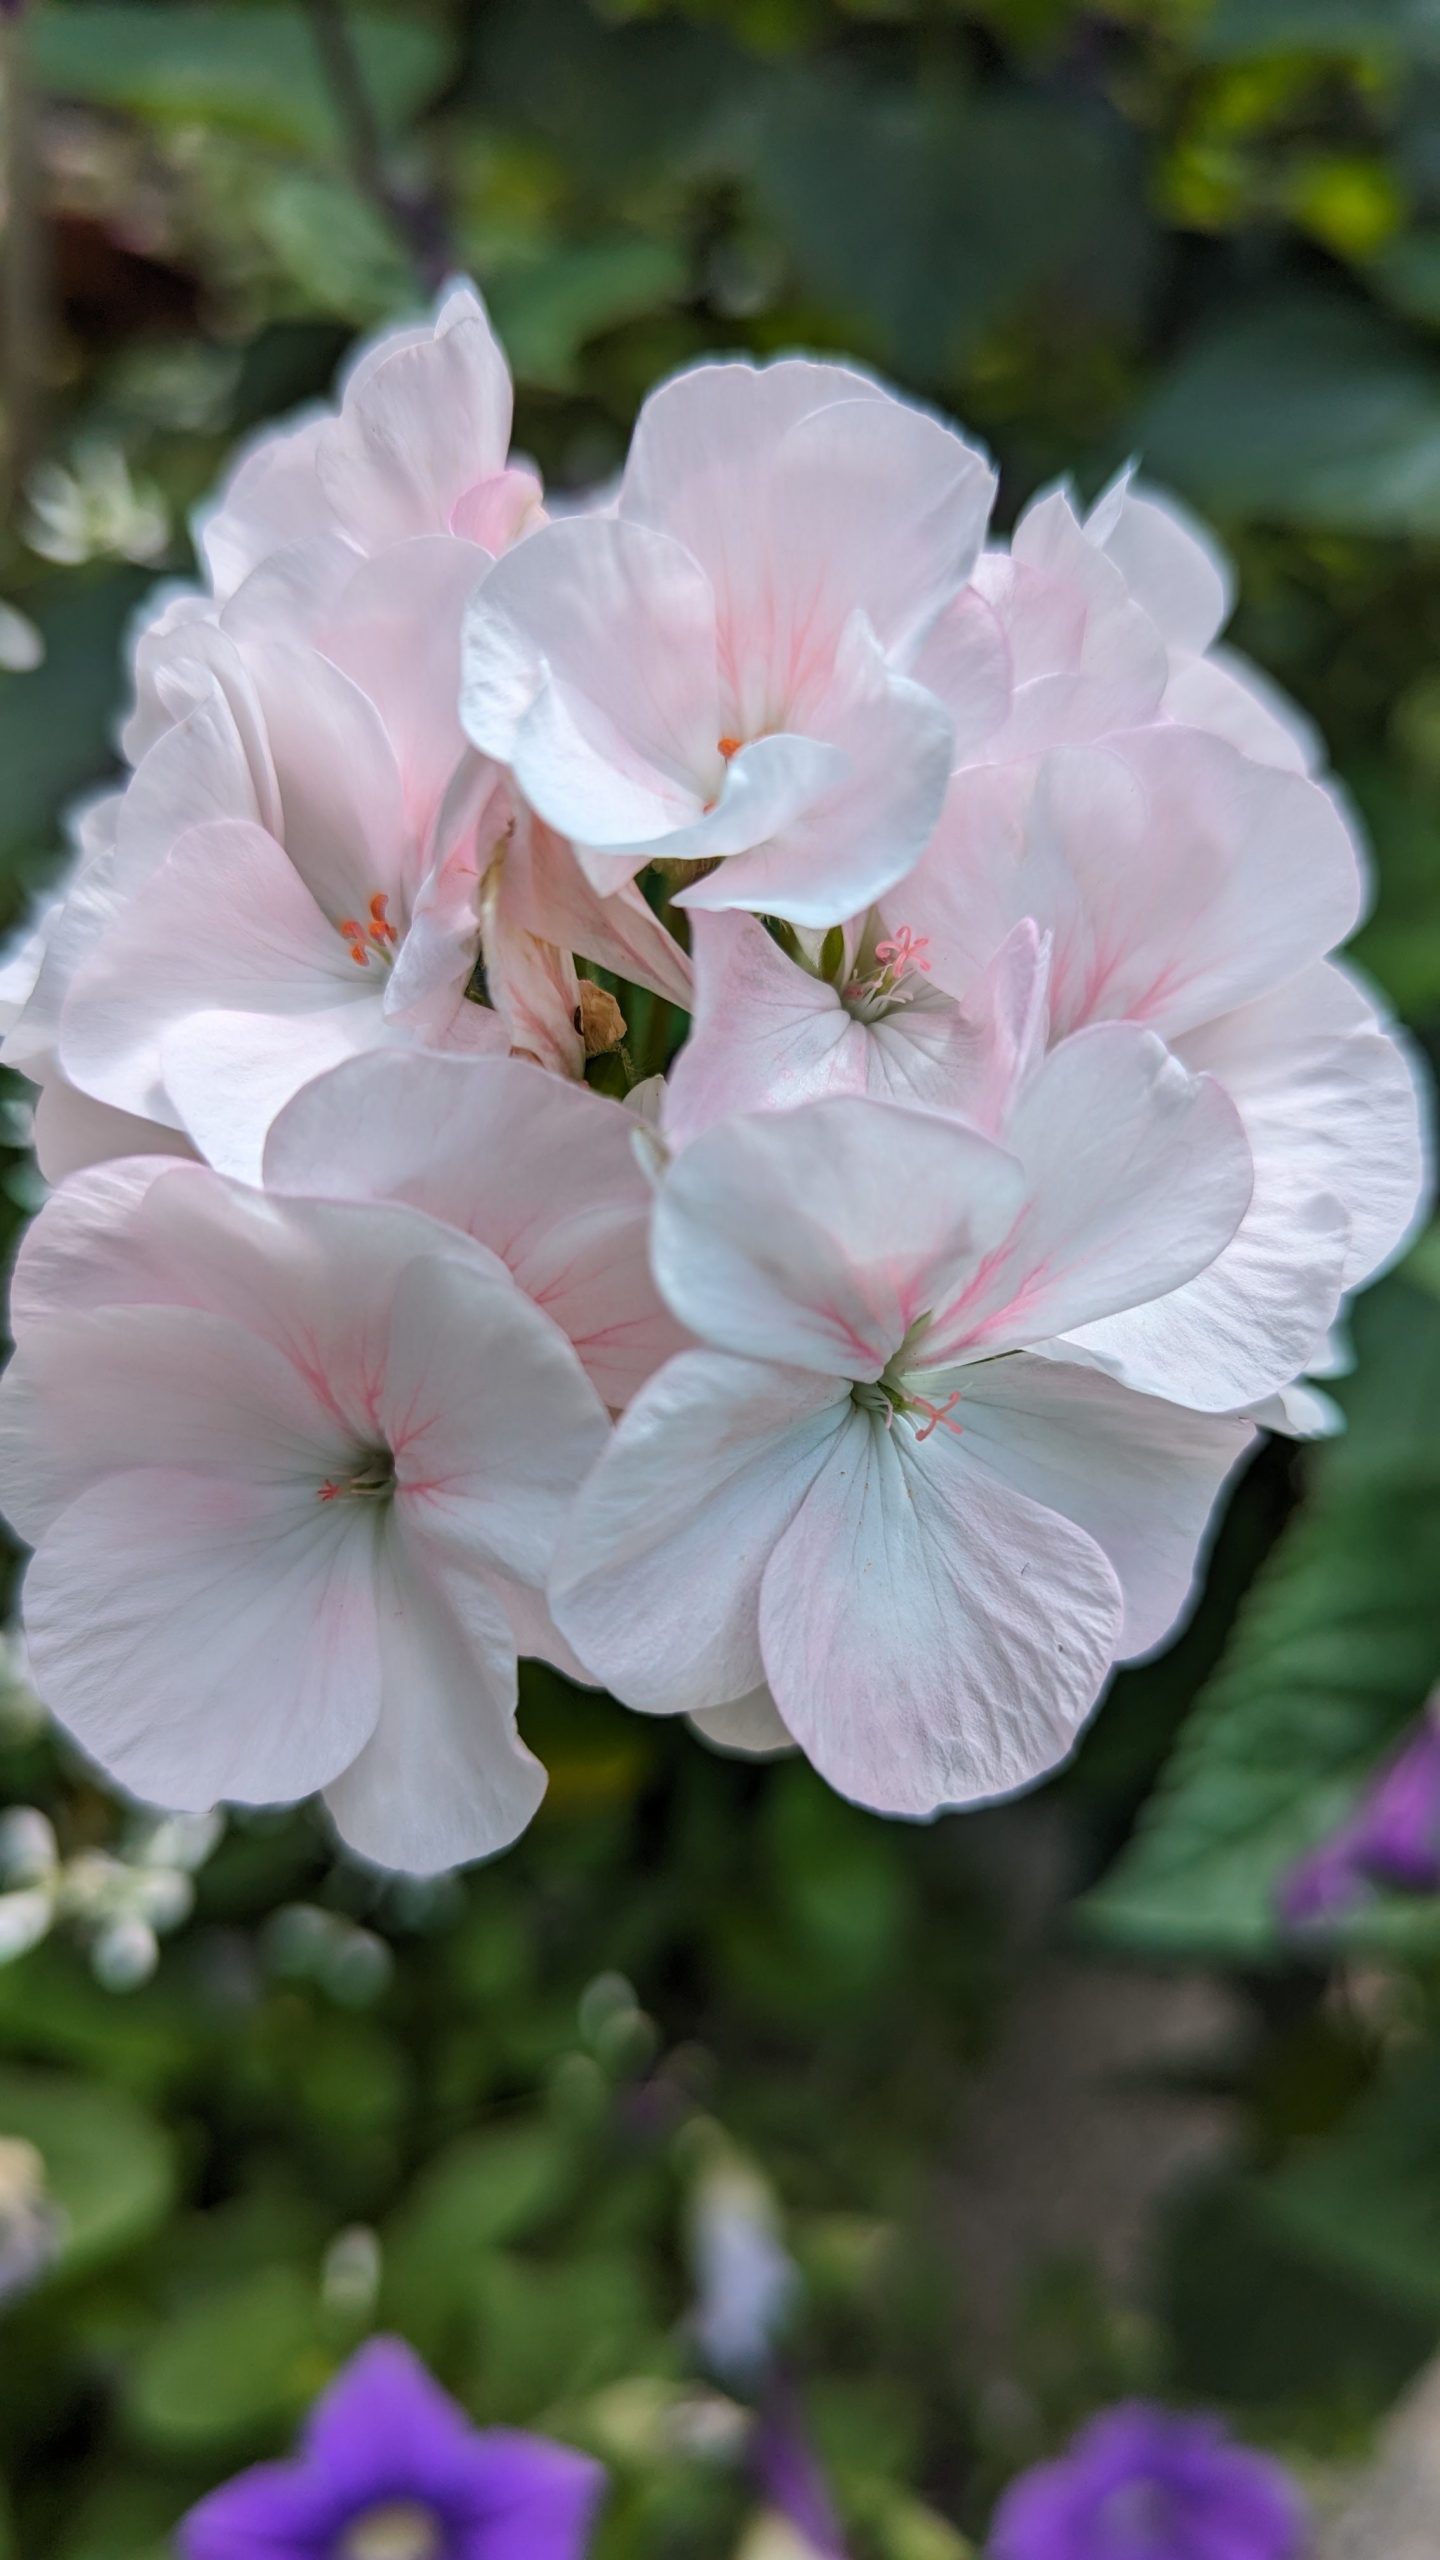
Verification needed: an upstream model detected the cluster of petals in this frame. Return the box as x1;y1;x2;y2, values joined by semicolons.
0;280;1427;1869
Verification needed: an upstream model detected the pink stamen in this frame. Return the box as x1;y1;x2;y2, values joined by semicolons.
911;1389;963;1442
874;926;931;980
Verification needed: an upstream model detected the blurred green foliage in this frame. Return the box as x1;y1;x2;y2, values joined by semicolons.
5;0;1440;2554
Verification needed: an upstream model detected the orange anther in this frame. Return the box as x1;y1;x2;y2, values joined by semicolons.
717;734;742;760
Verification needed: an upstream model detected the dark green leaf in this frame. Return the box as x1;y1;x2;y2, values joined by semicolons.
28;5;450;153
1138;292;1440;534
1083;1267;1440;1961
127;2263;328;2452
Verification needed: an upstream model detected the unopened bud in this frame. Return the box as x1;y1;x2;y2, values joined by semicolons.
575;983;627;1057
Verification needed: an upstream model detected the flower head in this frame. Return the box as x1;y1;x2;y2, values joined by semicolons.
179;2335;605;2560
0;1154;608;1873
990;2402;1307;2560
462;357;993;926
552;1046;1258;1815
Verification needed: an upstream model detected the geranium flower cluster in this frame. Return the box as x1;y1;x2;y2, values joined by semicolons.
0;286;1426;1873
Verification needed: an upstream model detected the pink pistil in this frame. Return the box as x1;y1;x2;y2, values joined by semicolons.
910;1389;962;1442
874;926;931;980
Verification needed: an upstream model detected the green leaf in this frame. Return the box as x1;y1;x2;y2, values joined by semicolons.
0;570;152;896
1197;0;1440;58
127;2262;329;2453
0;2065;175;2282
487;240;688;392
752;68;1150;383
251;173;414;323
1083;1267;1440;1962
382;2120;582;2346
1137;292;1440;534
1264;2047;1440;2318
28;6;450;154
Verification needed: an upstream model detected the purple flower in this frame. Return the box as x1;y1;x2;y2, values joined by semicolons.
989;2403;1307;2560
1280;1700;1440;1927
179;2336;605;2560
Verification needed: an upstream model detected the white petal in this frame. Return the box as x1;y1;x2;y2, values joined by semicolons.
0;1303;350;1542
946;1354;1255;1658
21;1465;383;1811
1085;474;1232;654
1179;957;1430;1291
461;515;718;824
653;1098;1026;1379
323;1517;544;1875
759;1407;1122;1814
265;1051;683;1407
688;1689;796;1760
380;1249;609;1588
550;1352;850;1714
921;1024;1254;1360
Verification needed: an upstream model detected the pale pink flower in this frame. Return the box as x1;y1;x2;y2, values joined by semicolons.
198;283;544;599
43;538;688;1182
262;1050;686;1410
662;909;1049;1148
1084;470;1322;773
0;1158;608;1872
551;1047;1257;1813
461;358;994;926
915;477;1320;776
901;725;1422;1410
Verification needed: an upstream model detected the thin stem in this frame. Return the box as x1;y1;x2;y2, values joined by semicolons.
300;0;453;295
1;8;52;525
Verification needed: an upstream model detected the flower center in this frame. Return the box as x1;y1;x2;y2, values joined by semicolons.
336;892;400;970
852;1318;965;1444
338;2503;444;2560
317;1450;395;1505
842;925;932;1023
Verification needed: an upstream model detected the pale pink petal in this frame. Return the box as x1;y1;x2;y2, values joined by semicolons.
1162;644;1319;774
10;1156;179;1325
621;357;994;670
502;813;694;1011
32;1076;193;1185
652;1099;1026;1379
1085;474;1232;654
688;1689;795;1759
238;640;413;919
0;1302;350;1540
20;1466;383;1811
1179;957;1429;1290
968;490;1168;757
663;911;1012;1146
378;1249;608;1586
161;1003;393;1185
324;1518;544;1875
1090;728;1364;1036
316;286;515;550
318;538;489;848
924;1024;1253;1360
199;410;329;599
909;583;1013;763
946;1355;1255;1658
759;1407;1122;1814
549;1353;850;1714
493;1575;595;1682
449;464;545;551
58;817;377;1133
461;515;719;834
675;618;953;926
265;1051;682;1406
1058;1167;1348;1412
